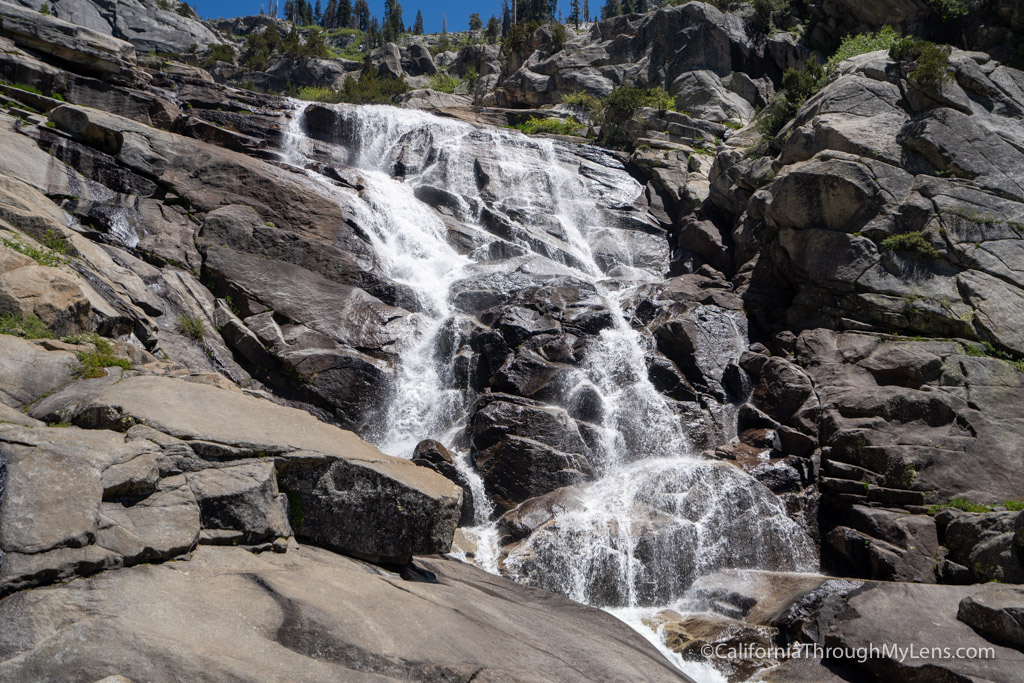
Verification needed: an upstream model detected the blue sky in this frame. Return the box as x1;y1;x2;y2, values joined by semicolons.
194;0;578;33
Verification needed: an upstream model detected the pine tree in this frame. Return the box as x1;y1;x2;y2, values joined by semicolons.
584;0;590;22
354;0;369;30
468;12;482;31
368;15;380;47
314;0;322;25
485;14;500;42
284;0;294;21
501;1;511;36
601;0;618;20
323;0;336;27
337;0;351;29
413;9;424;34
569;0;580;26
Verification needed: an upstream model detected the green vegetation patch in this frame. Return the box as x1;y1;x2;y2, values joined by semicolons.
0;232;71;267
0;312;52;339
603;85;676;124
561;91;603;117
927;497;992;514
177;314;205;343
428;71;460;94
880;231;940;258
960;340;1024;372
296;67;409;105
890;38;952;93
513;117;585;136
74;335;132;379
926;0;970;20
825;25;902;75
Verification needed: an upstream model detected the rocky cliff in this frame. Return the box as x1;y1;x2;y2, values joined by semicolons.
0;0;1023;681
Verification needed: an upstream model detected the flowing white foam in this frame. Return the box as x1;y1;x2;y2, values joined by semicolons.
282;101;817;676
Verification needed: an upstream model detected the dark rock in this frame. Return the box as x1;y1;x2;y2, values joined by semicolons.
945;511;1024;583
187;461;292;544
403;43;437;76
412;440;476;527
957;586;1024;650
368;43;405;80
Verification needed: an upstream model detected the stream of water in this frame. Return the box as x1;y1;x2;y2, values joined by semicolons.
281;102;816;678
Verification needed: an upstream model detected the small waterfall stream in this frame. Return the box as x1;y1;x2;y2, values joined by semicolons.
281;102;816;678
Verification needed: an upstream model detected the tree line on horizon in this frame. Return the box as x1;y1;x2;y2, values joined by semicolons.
267;0;662;46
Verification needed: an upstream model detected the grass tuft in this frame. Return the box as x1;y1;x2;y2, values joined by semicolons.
1;233;71;267
177;314;205;343
927;497;992;514
0;312;52;339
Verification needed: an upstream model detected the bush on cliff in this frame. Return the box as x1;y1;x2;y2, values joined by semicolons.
603;85;676;124
757;26;905;138
513;117;586;136
890;37;952;94
296;70;409;105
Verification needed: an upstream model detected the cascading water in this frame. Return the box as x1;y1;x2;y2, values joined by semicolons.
280;101;816;677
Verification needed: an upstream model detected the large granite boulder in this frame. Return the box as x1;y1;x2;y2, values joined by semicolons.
0;545;690;681
24;374;462;564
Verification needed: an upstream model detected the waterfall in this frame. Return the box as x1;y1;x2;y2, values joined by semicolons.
280;101;816;670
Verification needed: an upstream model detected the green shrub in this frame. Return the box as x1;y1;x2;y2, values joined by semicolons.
756;60;823;137
203;43;235;68
176;1;197;18
71;334;131;378
428;71;460;93
337;69;409;104
890;38;952;93
0;234;71;267
604;85;676;124
752;0;790;27
926;0;969;19
1005;500;1024;511
561;90;603;116
514;117;586;136
298;70;409;105
549;22;567;53
296;85;343;103
40;228;70;255
0;312;52;339
960;340;1022;372
880;231;940;258
62;332;103;346
177;314;205;342
75;348;132;379
826;26;902;75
